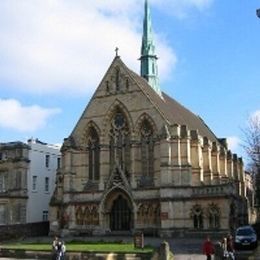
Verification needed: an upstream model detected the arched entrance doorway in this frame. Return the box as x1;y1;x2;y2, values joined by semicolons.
103;188;134;232
102;188;133;232
110;195;131;231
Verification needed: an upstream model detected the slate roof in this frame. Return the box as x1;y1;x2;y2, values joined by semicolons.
120;58;218;143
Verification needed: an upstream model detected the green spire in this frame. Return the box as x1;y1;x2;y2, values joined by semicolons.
140;0;161;96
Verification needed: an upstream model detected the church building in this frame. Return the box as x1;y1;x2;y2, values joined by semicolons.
49;0;249;237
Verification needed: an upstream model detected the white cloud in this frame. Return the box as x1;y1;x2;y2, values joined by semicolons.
0;0;213;96
227;136;241;152
251;110;260;121
0;99;61;132
246;110;260;130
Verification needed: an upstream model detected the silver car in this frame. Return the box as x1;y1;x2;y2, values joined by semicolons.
235;225;258;249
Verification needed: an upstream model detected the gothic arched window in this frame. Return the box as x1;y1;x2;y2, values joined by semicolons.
191;205;204;229
208;204;220;229
87;127;100;181
109;110;130;179
140;119;154;178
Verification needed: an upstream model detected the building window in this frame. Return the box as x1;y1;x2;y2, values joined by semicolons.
191;205;204;229
45;177;49;192
32;176;37;191
15;171;21;189
42;211;48;221
0;174;6;192
45;154;50;168
208;204;220;229
109;110;131;179
57;157;61;169
140;119;154;181
88;127;100;181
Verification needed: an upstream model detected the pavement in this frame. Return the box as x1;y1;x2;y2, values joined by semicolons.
1;235;259;259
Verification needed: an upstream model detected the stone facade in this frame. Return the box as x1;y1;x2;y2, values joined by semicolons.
0;142;29;224
49;57;249;237
0;139;60;225
49;0;250;237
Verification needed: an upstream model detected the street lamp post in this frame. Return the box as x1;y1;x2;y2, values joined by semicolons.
257;8;260;18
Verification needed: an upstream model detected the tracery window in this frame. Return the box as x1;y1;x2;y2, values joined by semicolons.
208;203;220;229
191;204;204;229
87;127;100;181
109;110;130;178
140;119;154;178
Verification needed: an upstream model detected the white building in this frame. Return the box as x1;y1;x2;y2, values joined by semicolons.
0;138;60;224
26;138;61;223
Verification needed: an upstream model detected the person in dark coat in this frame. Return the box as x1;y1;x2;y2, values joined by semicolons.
226;234;235;260
202;235;215;260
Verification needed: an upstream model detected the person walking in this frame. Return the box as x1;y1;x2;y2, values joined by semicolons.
56;240;64;260
202;235;215;260
60;241;66;260
52;236;59;260
222;234;235;260
226;234;235;260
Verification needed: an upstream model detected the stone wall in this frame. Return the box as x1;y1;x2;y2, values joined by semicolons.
0;221;49;241
0;250;153;260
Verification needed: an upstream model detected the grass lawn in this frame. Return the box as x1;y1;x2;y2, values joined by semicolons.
0;241;154;254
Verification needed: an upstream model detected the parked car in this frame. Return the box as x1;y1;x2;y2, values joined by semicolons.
234;225;258;250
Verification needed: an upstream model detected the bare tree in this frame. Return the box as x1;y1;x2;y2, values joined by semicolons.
242;112;260;208
243;113;260;169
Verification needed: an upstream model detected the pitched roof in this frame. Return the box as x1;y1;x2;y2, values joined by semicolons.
121;59;218;142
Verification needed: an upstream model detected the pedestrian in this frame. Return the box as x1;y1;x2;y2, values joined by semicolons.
60;241;66;260
52;236;59;260
222;234;235;260
226;234;235;260
202;235;215;260
56;240;63;260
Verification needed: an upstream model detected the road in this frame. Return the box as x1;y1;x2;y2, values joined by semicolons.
165;237;259;259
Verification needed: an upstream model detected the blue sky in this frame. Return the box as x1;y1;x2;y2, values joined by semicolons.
0;0;259;164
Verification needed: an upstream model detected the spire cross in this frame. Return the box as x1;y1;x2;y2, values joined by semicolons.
115;47;119;57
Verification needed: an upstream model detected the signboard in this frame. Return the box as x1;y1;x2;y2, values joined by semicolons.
161;212;168;220
133;232;144;249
